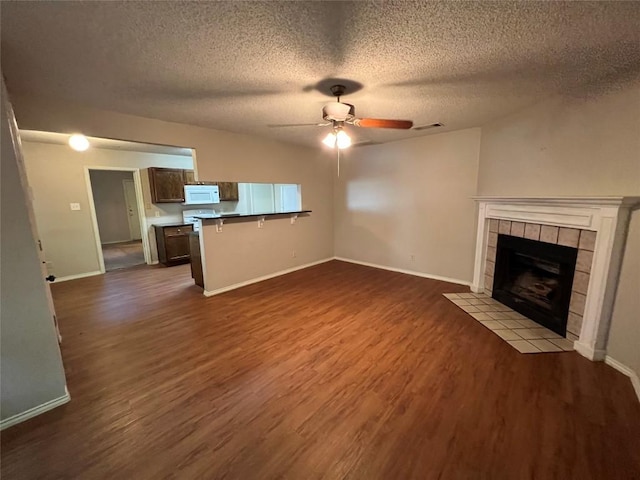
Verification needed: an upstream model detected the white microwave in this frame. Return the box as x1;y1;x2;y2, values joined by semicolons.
184;184;220;205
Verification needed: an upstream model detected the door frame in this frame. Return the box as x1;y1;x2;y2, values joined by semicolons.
84;166;150;273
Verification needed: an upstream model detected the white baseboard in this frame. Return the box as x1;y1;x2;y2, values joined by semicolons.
334;257;471;287
605;356;640;403
100;239;136;245
573;341;607;361
203;257;334;297
54;270;102;283
0;386;70;431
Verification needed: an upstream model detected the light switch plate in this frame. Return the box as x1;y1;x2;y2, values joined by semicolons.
70;203;81;211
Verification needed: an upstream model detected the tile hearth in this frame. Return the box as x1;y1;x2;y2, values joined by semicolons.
444;293;575;354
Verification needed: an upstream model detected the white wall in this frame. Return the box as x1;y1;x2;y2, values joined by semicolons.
21;141;193;278
12;94;334;284
89;169;135;244
1;82;67;424
334;128;481;283
477;77;640;375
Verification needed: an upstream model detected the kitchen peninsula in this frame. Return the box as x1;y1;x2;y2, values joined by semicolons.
189;210;313;291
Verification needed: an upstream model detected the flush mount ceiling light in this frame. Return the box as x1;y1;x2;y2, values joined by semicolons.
68;133;90;151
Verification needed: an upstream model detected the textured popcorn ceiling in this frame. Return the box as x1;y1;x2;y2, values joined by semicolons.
2;1;639;148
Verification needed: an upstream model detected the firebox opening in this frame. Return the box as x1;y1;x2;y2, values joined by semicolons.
492;234;578;336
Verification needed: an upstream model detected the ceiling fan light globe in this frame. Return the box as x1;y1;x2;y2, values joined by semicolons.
323;102;353;122
322;132;337;148
336;130;352;149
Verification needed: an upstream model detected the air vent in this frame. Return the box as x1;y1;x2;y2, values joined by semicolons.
412;123;444;131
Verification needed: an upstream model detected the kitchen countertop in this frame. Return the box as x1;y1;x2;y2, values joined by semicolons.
193;210;311;221
152;222;193;228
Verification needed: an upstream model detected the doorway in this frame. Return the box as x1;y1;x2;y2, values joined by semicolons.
87;168;148;271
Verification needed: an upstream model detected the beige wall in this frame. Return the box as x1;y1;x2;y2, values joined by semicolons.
477;79;640;197
607;214;640;375
201;214;328;292
12;94;334;283
1;82;67;423
477;78;640;374
22;141;193;278
334;128;481;283
89;169;136;244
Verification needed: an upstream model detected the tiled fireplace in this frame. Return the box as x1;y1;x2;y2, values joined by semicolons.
484;219;593;340
472;197;639;361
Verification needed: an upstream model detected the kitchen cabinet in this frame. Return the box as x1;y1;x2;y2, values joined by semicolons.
189;232;204;288
154;224;193;266
217;182;239;201
184;170;196;184
148;168;196;203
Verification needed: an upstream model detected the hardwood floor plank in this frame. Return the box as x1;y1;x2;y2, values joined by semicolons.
2;260;639;479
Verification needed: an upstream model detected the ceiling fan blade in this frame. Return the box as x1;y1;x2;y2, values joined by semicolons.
352;140;380;148
267;123;330;128
352;118;414;129
413;123;444;131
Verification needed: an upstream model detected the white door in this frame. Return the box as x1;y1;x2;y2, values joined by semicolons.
123;179;142;240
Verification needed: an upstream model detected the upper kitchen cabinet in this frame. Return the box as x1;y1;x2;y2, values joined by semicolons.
148;167;195;203
184;170;196;184
217;182;239;201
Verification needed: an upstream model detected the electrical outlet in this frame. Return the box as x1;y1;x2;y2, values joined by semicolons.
155;211;160;217
70;203;81;211
292;250;296;258
410;254;415;261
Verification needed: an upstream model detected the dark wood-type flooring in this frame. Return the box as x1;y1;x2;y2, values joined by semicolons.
2;260;639;479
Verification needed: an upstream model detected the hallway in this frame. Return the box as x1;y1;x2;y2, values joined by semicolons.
102;240;145;271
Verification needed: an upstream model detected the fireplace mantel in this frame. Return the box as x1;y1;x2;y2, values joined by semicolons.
471;196;639;206
471;196;640;361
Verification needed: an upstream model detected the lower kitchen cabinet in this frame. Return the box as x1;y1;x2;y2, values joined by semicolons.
154;224;193;266
189;232;204;288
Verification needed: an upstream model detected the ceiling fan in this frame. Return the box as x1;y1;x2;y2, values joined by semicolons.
268;84;414;149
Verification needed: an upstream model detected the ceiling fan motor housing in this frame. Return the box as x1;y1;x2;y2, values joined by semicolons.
323;102;355;122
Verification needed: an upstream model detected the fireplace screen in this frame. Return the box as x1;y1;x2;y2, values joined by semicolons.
509;254;560;309
492;235;577;336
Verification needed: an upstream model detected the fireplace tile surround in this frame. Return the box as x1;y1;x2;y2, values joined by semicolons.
483;219;593;340
472;197;639;361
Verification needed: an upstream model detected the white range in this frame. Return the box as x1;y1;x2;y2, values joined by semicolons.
182;209;217;232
